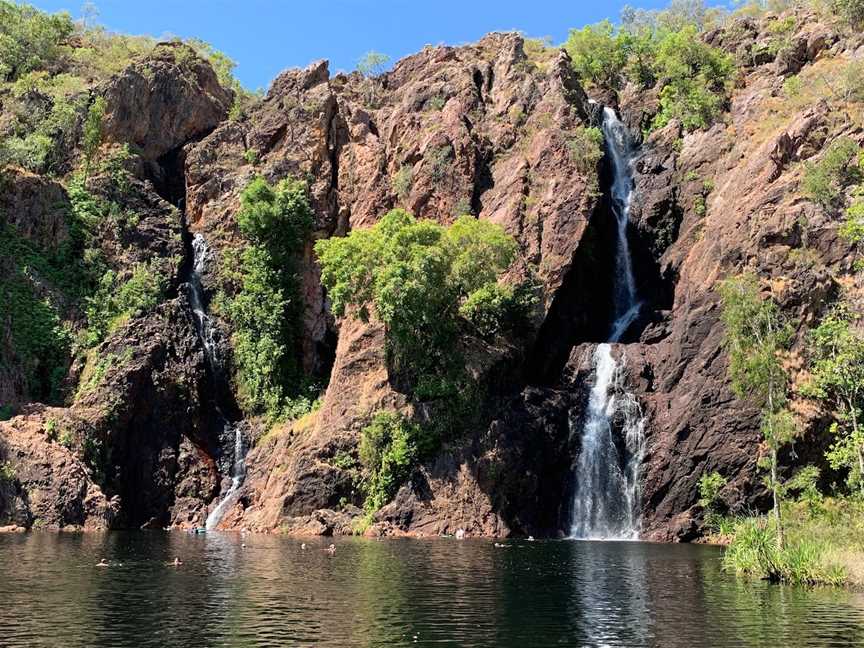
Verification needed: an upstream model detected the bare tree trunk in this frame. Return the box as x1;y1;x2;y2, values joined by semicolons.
767;385;784;550
771;447;784;550
849;396;864;496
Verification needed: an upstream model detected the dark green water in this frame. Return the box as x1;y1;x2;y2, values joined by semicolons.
1;533;863;647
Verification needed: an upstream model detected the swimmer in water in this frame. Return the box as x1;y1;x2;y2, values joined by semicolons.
325;543;336;555
96;558;109;567
171;557;183;566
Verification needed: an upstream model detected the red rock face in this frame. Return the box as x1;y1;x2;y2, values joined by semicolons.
2;11;861;539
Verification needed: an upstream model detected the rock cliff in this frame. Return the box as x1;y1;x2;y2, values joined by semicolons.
1;8;862;539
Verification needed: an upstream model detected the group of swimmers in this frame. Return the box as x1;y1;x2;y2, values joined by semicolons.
96;557;183;568
95;542;340;568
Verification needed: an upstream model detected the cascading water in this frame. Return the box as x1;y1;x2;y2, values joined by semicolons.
184;233;246;531
569;107;646;540
205;421;245;530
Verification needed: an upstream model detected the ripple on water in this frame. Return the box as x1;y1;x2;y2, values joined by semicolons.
1;533;863;647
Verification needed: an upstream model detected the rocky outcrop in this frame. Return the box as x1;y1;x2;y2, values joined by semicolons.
0;406;117;530
622;12;862;540
102;42;233;161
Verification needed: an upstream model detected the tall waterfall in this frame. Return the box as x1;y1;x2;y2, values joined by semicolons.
184;234;247;531
570;107;646;540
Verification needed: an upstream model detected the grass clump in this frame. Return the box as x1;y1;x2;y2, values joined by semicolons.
723;498;863;586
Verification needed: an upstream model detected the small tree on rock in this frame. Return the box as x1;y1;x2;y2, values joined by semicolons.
719;273;794;548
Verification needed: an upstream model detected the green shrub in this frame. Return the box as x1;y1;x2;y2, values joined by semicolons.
0;225;74;401
359;411;430;511
1;94;82;173
43;417;58;440
83;261;166;347
842;60;864;104
698;471;727;510
783;74;803;98
0;461;15;483
832;0;864;29
223;176;313;419
802;137;863;207
58;429;74;448
82;96;106;176
566;126;604;174
243;149;258;166
841;199;864;245
391;165;412;200
425;96;446;111
425;145;452;182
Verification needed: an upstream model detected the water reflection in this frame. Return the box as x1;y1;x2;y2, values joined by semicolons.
1;533;863;647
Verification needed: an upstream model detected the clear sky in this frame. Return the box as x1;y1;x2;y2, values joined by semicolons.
29;0;673;90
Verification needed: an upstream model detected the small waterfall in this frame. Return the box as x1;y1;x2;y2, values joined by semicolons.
569;107;645;540
187;234;220;371
184;233;246;531
205;420;246;530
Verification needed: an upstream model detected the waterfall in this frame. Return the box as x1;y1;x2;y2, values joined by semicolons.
205;421;246;530
187;234;220;371
603;106;641;343
569;107;645;540
184;233;246;531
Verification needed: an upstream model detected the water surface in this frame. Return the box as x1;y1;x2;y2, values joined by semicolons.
1;533;863;647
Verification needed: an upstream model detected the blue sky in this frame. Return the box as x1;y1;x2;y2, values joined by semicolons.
31;0;672;90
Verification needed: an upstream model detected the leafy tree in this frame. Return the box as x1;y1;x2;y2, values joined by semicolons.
652;26;733;130
235;176;312;263
315;210;521;396
223;176;313;419
357;50;390;77
806;305;864;494
357;50;390;105
0;1;74;81
564;20;630;89
719;273;794;547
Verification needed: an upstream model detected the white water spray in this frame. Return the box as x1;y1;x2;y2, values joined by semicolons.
570;107;645;540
